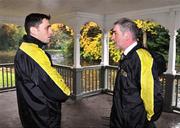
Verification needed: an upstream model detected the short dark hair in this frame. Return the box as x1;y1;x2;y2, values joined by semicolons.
24;13;51;35
114;17;139;41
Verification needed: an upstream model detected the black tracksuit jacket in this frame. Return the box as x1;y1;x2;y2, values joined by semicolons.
14;35;70;128
110;44;163;128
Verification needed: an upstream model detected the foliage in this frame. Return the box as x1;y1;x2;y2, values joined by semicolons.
0;24;25;50
80;22;102;61
134;19;159;48
134;19;158;34
176;29;180;64
134;20;170;62
147;25;170;60
49;23;74;57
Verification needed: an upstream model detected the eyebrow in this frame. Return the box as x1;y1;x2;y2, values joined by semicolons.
45;25;51;30
112;30;115;33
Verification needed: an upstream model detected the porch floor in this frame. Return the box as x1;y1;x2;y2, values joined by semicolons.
0;91;179;128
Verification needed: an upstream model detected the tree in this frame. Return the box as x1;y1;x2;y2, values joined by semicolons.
134;19;158;48
0;24;25;50
176;29;180;64
49;23;74;58
147;25;170;59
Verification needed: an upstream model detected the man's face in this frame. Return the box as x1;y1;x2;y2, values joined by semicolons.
111;24;126;50
33;18;52;43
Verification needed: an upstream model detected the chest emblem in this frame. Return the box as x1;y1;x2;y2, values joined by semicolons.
119;68;128;77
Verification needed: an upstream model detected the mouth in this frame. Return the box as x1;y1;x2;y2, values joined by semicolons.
48;37;52;42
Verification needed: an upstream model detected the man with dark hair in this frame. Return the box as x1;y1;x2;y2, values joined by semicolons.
14;13;70;128
110;18;163;128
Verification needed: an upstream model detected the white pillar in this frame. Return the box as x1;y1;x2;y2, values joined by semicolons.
101;31;109;66
166;11;177;75
73;33;81;68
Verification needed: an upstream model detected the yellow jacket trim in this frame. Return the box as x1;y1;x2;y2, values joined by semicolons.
20;42;70;96
136;49;154;121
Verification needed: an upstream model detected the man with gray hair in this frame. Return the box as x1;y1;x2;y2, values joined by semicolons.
110;18;163;128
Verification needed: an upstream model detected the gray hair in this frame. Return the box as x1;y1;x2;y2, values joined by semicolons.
114;17;139;41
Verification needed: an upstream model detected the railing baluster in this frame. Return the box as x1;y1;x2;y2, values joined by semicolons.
92;69;94;91
0;63;15;90
2;67;5;88
10;67;13;87
6;67;9;87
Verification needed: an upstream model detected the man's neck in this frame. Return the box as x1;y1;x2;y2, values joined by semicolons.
23;35;46;49
124;41;137;55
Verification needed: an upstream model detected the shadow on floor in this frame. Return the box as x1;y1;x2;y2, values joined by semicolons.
0;91;179;128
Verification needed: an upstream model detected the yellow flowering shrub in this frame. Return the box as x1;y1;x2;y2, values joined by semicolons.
80;22;102;61
134;19;159;48
134;19;158;34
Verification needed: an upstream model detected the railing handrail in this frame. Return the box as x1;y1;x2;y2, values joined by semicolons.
0;63;14;66
53;64;73;69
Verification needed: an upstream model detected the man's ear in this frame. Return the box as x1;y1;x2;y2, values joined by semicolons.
124;31;130;39
30;27;37;36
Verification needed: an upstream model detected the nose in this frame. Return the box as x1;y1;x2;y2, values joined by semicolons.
49;27;53;36
111;33;115;41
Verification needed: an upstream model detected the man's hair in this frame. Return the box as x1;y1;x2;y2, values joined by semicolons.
24;13;51;35
114;17;139;41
